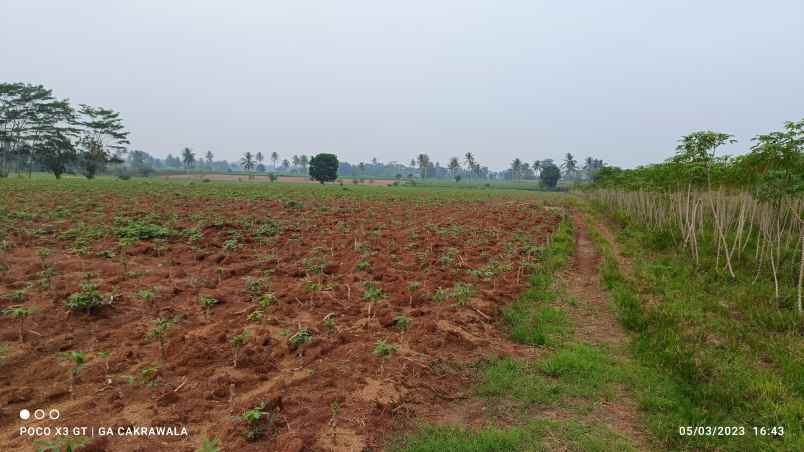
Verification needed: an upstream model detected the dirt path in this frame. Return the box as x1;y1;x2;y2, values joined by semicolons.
552;211;652;449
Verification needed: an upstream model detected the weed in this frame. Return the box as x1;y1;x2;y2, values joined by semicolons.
356;258;370;271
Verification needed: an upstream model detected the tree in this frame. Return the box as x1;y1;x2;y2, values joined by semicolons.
464;152;476;178
181;147;196;173
308;153;339;184
36;131;76;178
540;163;561;188
1;83;63;177
448;157;460;178
561;153;577;179
281;158;290;170
205;150;214;166
291;155;300;172
241;151;255;178
127;150;154;176
72;104;129;179
511;158;522;181
271;151;279;169
256;152;264;166
300;155;309;174
417;153;430;179
533;160;542;178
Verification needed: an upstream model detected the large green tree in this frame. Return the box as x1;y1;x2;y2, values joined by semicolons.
73;104;130;179
308;153;339;183
540;163;561;188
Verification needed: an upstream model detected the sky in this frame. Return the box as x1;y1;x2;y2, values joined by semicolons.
2;1;802;170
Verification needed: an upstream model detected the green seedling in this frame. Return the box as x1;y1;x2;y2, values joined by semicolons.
373;340;399;357
362;282;384;302
258;292;276;309
196;435;222;452
247;310;263;323
231;330;251;368
146;317;177;360
63;351;87;398
199;296;219;320
394;315;411;331
288;327;312;349
33;436;91;452
2;306;35;342
323;313;336;332
240;401;274;441
97;351;111;382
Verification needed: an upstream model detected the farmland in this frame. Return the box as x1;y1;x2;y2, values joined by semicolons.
0;177;566;450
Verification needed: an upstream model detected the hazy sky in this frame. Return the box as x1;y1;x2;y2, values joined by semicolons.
2;1;802;169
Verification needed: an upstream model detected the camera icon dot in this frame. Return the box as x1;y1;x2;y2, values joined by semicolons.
19;409;30;420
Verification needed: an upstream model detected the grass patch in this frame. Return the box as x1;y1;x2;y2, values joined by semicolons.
587;213;804;451
391;420;638;452
502;220;574;346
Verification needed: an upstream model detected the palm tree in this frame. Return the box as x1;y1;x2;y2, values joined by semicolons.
358;162;367;177
300;155;309;174
205;151;214;166
271;151;279;169
256;152;264;166
533;160;542;177
464;152;476;178
417;153;430;179
181;147;195;174
448;157;460;178
241;152;255;178
281;158;290;170
511;158;522;181
291;155;300;173
561;153;577;178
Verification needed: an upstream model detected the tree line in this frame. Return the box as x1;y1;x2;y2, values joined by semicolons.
0;82;129;179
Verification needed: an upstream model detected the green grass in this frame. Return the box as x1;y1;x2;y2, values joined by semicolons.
502;220;574;346
587;211;804;451
390;420;638;452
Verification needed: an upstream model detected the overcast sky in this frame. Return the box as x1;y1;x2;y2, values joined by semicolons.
2;1;802;169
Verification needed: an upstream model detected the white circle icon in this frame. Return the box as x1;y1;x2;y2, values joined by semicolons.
34;409;46;420
19;409;30;420
48;409;60;420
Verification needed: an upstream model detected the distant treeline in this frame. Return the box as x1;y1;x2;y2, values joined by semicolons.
2;81;608;185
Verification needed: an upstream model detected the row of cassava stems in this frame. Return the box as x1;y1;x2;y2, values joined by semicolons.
588;188;804;316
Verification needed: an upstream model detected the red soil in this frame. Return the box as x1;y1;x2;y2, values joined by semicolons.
0;190;561;451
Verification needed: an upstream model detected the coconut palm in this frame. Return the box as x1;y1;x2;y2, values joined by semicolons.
270;151;279;169
241;152;255;178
